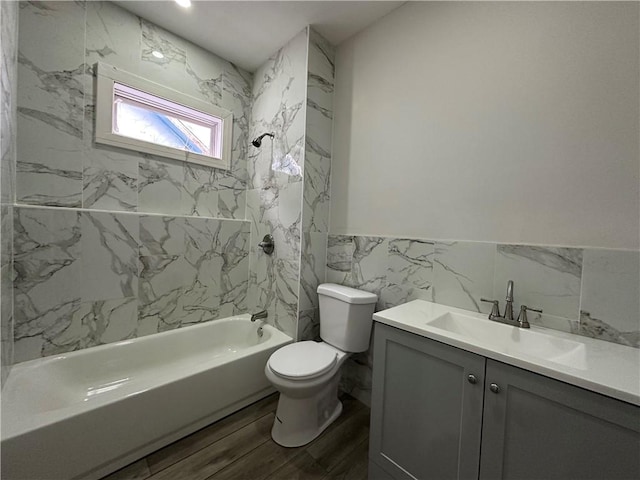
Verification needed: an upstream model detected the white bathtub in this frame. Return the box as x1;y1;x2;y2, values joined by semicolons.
1;315;292;480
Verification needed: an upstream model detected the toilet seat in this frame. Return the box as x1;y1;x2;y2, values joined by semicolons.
268;342;338;380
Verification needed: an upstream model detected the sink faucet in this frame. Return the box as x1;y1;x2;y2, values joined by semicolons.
504;280;514;321
481;280;541;329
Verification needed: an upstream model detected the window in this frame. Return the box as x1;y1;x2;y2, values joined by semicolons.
95;63;232;169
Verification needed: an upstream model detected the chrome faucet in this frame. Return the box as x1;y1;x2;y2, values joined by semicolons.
504;280;514;321
481;280;541;329
251;310;268;322
251;310;268;337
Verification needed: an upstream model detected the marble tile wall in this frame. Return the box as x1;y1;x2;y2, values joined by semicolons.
1;0;18;386
327;234;640;404
246;28;309;339
16;1;252;218
8;1;255;364
298;29;335;341
13;206;250;363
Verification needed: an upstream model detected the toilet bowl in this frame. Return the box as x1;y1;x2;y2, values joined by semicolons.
265;284;377;447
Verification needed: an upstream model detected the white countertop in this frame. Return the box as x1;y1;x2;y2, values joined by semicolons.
373;300;640;406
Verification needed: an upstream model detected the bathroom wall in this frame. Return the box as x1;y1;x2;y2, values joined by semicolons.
246;28;308;339
11;1;253;363
329;2;640;405
298;30;335;341
331;1;639;250
1;0;18;385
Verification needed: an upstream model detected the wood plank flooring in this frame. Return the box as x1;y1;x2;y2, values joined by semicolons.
101;394;370;480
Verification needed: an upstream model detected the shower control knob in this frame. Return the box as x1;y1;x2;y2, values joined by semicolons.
258;234;275;255
467;374;477;384
490;383;500;394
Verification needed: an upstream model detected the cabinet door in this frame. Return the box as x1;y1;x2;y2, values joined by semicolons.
480;359;640;480
369;323;486;480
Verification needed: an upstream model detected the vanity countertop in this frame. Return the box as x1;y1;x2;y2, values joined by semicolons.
373;300;640;406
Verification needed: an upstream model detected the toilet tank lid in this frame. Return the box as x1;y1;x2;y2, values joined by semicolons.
317;283;378;305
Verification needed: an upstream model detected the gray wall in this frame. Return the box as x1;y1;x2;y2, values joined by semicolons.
331;2;639;250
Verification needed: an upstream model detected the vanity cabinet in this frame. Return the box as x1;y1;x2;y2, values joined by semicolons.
369;323;640;480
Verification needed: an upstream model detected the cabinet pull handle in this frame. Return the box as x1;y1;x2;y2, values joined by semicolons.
490;383;500;394
467;374;477;384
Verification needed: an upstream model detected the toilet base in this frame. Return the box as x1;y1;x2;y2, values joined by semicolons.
271;374;343;447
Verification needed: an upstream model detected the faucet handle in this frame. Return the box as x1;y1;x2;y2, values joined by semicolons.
517;305;542;329
481;298;501;319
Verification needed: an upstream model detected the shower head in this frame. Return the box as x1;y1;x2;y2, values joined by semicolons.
252;132;274;148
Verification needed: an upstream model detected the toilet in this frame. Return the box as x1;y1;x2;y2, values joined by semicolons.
265;283;378;447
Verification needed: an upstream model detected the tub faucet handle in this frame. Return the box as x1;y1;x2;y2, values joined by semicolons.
251;310;268;322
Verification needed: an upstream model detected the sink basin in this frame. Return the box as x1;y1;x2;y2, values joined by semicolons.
427;312;588;370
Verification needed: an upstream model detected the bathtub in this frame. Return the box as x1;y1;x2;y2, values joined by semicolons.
1;315;292;480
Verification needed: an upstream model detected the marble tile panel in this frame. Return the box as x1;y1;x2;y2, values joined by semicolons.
1;263;14;382
297;308;320;342
16;1;86;207
308;29;335;87
13;206;81;363
249;28;308;191
182;163;219;218
138;156;183;215
1;0;17;208
139;19;189;95
218;186;246;221
82;147;138;211
81;211;139;302
16;113;83;207
326;235;388;308
578;249;639;347
85;0;142;74
139;214;185;256
138;254;196;332
36;297;137;359
383;238;434;309
222;64;251;193
246;183;301;339
494;245;583;320
302;150;331;233
1;205;12;268
183;43;226;105
299;232;327;311
433;241;496;313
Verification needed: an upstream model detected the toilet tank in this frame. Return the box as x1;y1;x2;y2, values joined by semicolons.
317;284;378;353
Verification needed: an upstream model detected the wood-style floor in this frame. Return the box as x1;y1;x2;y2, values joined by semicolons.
101;394;370;480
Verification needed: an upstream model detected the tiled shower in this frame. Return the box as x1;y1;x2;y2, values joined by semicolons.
0;1;334;379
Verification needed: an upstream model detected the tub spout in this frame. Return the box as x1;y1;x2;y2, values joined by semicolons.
251;310;268;322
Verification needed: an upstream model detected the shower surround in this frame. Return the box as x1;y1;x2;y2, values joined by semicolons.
5;1;336;368
10;1;254;363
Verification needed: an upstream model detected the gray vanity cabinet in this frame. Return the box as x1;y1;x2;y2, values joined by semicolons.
369;323;640;480
369;323;486;480
480;359;640;480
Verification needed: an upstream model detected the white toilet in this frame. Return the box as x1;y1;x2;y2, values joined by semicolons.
265;283;377;447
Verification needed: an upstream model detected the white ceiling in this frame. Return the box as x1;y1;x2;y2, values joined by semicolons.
115;1;404;72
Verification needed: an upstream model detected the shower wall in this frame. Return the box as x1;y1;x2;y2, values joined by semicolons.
1;0;18;386
298;30;335;341
246;28;309;339
10;1;253;363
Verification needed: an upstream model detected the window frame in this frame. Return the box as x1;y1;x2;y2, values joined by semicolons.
95;62;232;170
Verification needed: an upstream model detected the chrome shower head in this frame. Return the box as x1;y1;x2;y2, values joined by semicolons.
252;132;274;148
